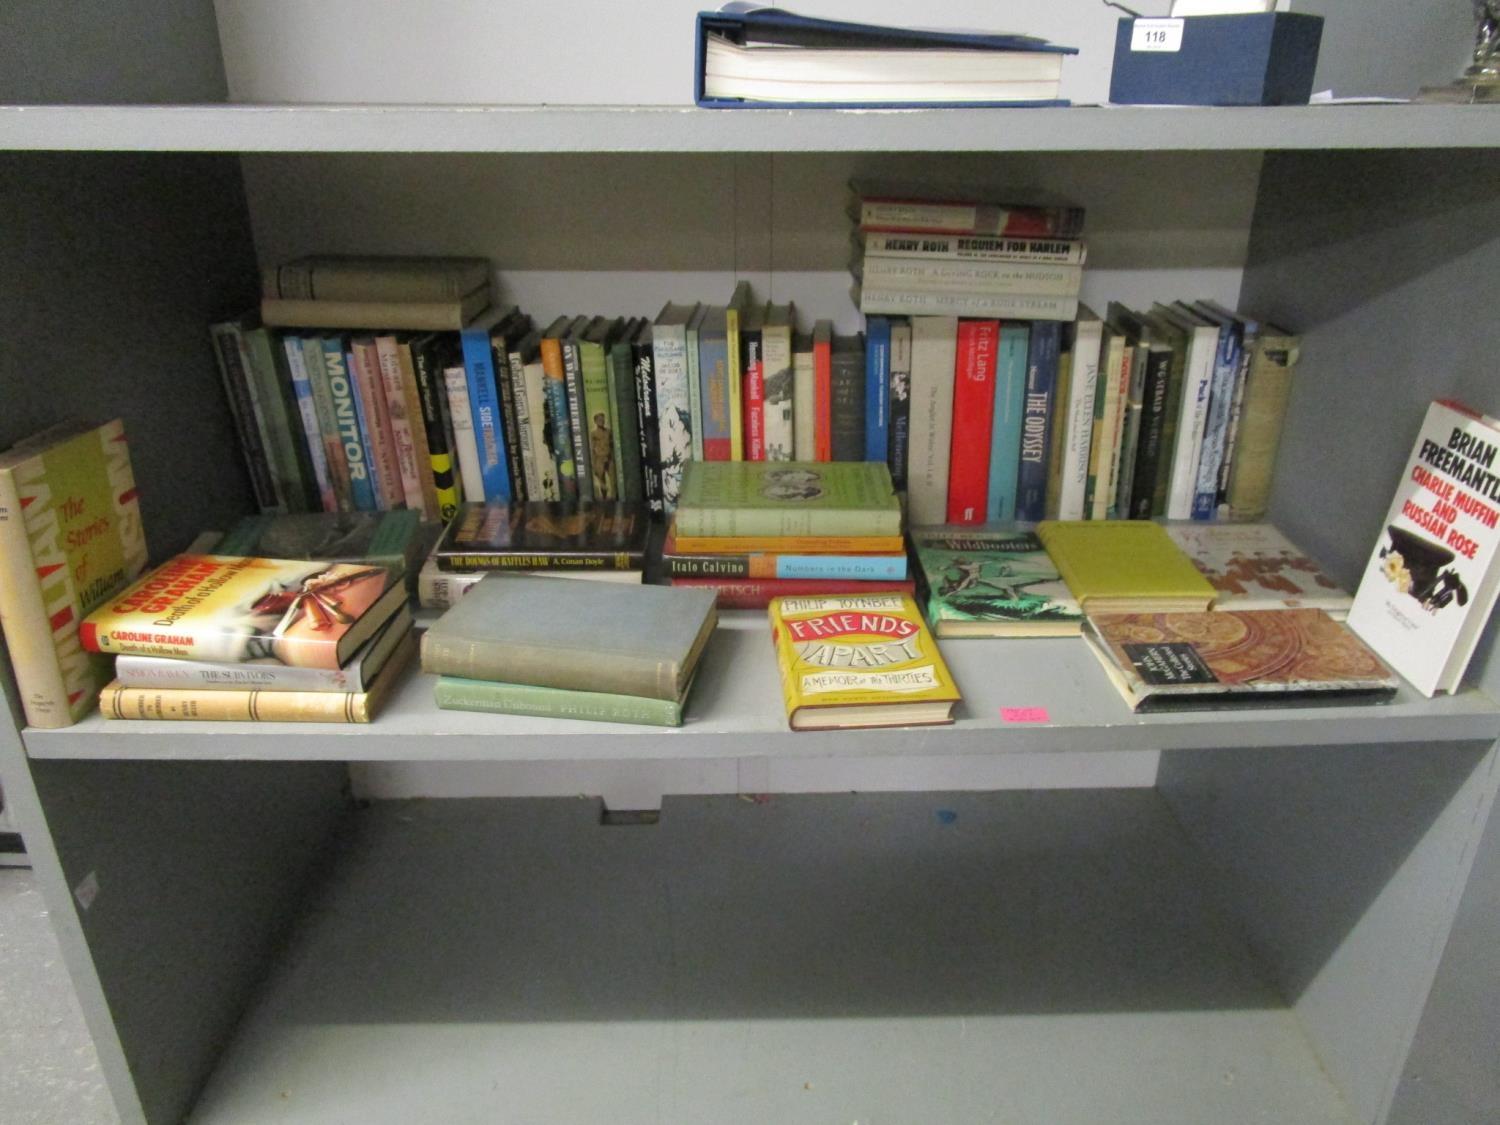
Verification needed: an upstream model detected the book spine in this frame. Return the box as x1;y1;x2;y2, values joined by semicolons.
1055;320;1099;521
887;320;912;489
260;296;477;331
1087;335;1128;520
350;339;405;509
905;316;958;524
1191;325;1241;520
281;337;336;512
434;676;684;727
259;329;321;510
698;324;732;461
579;341;616;500
986;322;1029;521
762;322;794;462
460;324;513;503
633;337;664;516
664;551;907;581
113;654;364;693
608;338;644;505
861;233;1086;265
725;302;744;461
443;364;487;507
241;327;305;510
1167;329;1216;520
210;323;283;512
858;200;1085;238
1043;345;1073;520
1015;321;1061;521
299;335;355;513
859;288;1079;321
374;336;427;513
410;335;463;519
742;328;765;461
793;345;816;461
857;258;1083;296
671;532;906;554
1215;325;1256;514
1127;347;1173;520
864;315;890;466
420;634;680;701
670;576;916;610
418;562;485;609
813;326;833;462
686;319;705;462
491;337;527;504
0;469;76;727
1226;334;1299;521
268;260;487;302
436;550;643;572
829;341;866;462
561;337;593;502
395;340;441;519
1113;347;1148;520
321;339;378;512
101;682;376;723
501;342;537;501
652;323;692;510
520;350;560;502
539;335;579;501
346;348;387;507
946;319;999;524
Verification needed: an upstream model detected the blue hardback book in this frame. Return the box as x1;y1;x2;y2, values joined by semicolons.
459;308;514;504
1014;321;1060;522
696;5;1075;108
1109;13;1322;107
319;337;377;512
987;322;1031;522
864;315;890;466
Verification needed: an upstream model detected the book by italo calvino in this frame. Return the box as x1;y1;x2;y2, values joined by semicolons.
1084;608;1397;712
1346;400;1500;696
911;526;1082;637
432;501;649;572
0;420;149;727
770;592;959;729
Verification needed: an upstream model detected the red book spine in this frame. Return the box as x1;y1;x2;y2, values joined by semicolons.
350;338;405;509
670;576;916;609
743;340;765;462
946;319;1000;524
814;333;832;461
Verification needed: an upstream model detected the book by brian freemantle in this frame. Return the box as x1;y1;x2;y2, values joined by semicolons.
81;555;405;670
1084;608;1396;712
1346;400;1500;696
432;501;649;571
420;573;718;700
912;526;1082;637
769;592;959;729
1162;521;1352;617
676;460;901;538
0;420;149;727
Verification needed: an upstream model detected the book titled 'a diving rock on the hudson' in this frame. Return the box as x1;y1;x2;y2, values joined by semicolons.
676;460;902;539
420;573;719;701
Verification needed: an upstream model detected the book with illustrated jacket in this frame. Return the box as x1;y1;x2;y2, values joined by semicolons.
1036;519;1216;613
80;555;406;670
1084;609;1397;712
770;592;959;729
1346;400;1500;696
1162;521;1352;617
911;526;1082;637
0;419;149;727
676;460;902;538
432;501;649;571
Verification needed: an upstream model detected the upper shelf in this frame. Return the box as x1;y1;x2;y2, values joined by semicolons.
4;103;1500;154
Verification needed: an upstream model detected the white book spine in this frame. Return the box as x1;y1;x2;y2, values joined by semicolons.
1166;327;1217;519
761;325;794;462
792;348;816;461
861;233;1086;266
114;654;359;693
859;288;1079;321
443;365;486;505
1098;337;1134;519
375;337;427;513
521;355;559;501
282;336;335;512
505;346;541;502
858;258;1083;296
906;316;959;525
1057;316;1102;520
651;324;691;510
686;316;705;462
418;558;486;609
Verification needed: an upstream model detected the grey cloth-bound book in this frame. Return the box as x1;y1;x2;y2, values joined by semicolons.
420;573;718;701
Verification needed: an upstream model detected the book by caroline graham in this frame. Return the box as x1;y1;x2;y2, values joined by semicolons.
911;526;1082;637
0;420;149;727
770;592;959;729
81;555;405;670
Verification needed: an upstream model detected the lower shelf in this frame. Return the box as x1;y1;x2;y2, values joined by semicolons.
189;790;1354;1125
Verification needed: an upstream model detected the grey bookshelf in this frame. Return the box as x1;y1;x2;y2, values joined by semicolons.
1;4;1498;1125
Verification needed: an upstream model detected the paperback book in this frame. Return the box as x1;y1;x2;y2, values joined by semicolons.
911;526;1082;637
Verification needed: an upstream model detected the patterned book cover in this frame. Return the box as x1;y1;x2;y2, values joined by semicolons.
1162;521;1351;616
676;460;901;538
81;555;404;670
769;592;959;729
0;420;149;727
432;501;649;571
1085;608;1397;712
911;526;1082;637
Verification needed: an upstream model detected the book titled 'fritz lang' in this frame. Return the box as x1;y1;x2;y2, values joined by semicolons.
432;501;649;572
911;526;1082;637
769;592;959;729
1084;609;1396;712
80;555;406;670
1346;400;1500;697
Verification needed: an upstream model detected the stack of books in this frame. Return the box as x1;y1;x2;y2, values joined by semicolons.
665;460;912;608
420;574;718;727
83;554;413;723
417;500;650;609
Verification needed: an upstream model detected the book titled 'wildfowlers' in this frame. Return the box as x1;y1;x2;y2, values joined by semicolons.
911;526;1081;637
80;555;406;670
676;460;902;538
433;501;649;571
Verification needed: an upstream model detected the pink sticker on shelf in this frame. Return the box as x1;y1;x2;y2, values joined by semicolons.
1000;707;1050;724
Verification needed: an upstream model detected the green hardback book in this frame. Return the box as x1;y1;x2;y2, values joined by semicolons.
912;525;1082;637
675;460;902;538
1036;519;1216;613
420;572;718;700
434;673;692;726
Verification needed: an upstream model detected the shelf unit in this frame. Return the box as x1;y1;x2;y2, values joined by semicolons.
2;5;1499;1125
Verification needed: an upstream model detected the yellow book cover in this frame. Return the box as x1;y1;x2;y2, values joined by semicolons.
1036;519;1216;613
769;592;959;730
81;555;405;670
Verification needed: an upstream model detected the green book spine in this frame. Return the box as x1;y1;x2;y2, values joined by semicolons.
608;331;644;504
244;324;313;511
674;461;902;538
580;338;617;500
434;676;685;727
1148;318;1188;517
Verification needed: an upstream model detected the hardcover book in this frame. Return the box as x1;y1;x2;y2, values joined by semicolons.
1036;519;1216;613
262;255;490;302
420;573;718;700
675;460;902;538
662;526;907;580
417;554;642;609
434;673;694;727
1346;400;1500;696
769;592;960;729
214;510;425;584
0;420;149;727
1084;609;1396;712
1163;521;1352;617
80;555;406;670
673;575;916;609
432;501;649;572
911;526;1082;637
829;334;866;462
